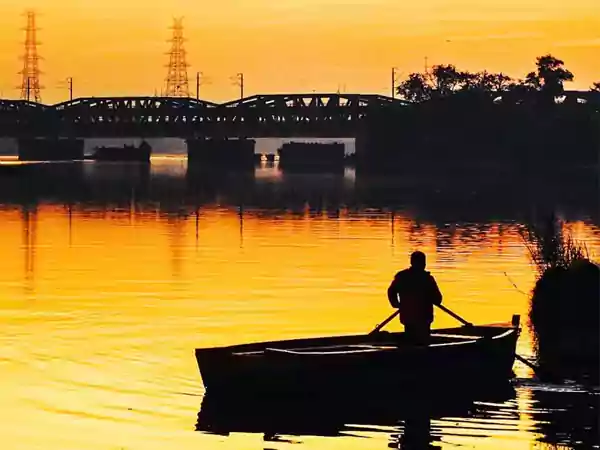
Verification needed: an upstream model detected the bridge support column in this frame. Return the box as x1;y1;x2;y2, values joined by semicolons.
18;138;84;161
186;138;255;171
355;124;408;175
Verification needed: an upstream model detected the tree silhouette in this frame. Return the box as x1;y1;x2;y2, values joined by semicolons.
396;73;432;102
526;54;574;99
460;71;513;101
394;55;578;107
523;71;542;90
429;64;466;97
591;82;600;93
475;72;512;92
396;66;511;102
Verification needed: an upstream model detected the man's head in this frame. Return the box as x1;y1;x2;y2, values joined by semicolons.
410;251;426;270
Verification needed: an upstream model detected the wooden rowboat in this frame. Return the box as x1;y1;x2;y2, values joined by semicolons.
195;314;521;395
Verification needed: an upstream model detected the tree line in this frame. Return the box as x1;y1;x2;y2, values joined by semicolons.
396;54;600;105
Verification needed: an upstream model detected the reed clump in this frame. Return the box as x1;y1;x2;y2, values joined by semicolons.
519;215;599;380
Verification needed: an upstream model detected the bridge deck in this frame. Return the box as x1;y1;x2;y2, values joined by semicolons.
0;91;596;138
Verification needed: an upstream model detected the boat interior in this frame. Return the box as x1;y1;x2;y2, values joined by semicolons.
223;322;518;357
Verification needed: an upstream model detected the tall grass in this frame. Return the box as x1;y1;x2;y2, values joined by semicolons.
519;214;590;277
520;214;599;381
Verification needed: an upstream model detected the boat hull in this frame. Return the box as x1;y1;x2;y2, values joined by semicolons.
196;321;520;395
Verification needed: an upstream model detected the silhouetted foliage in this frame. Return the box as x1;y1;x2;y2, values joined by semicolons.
396;73;433;103
464;71;512;94
520;215;599;383
526;55;574;104
591;82;600;93
364;53;598;175
396;65;514;103
395;54;574;105
519;214;589;277
429;64;467;97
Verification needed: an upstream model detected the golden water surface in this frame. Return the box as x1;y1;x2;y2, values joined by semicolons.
0;159;598;450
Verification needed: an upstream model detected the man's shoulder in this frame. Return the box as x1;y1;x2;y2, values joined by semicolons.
423;270;436;279
396;269;436;278
394;268;411;279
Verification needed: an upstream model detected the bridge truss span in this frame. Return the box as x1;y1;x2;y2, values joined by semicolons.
0;93;409;138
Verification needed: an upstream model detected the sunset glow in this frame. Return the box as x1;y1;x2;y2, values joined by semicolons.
0;0;598;103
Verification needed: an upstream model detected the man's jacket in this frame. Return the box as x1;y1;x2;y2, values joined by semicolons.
387;268;443;325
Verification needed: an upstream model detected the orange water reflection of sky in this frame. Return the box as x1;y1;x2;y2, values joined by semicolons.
0;0;598;103
2;204;599;343
1;204;599;449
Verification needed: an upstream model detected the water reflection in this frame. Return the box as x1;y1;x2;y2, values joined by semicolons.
0;159;598;450
166;212;186;280
212;380;600;450
0;160;596;227
528;382;600;449
196;381;518;448
20;203;37;295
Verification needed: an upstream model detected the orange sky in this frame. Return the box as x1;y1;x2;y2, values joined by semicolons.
0;0;598;103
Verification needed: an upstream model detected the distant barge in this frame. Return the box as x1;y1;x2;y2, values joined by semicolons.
277;142;345;171
90;141;152;162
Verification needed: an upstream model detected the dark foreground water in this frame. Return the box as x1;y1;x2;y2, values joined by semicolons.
0;158;598;450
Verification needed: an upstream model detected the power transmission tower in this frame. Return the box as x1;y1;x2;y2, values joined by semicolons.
164;17;190;97
19;10;43;103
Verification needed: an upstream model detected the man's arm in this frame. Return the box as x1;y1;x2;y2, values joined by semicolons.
429;275;442;305
387;276;400;308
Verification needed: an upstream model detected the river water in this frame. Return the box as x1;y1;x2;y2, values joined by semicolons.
0;157;598;450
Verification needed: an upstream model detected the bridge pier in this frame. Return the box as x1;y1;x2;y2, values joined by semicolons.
186;138;255;170
18;138;84;161
354;120;410;175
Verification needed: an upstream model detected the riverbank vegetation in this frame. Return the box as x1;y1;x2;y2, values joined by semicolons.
519;215;599;383
357;54;599;174
395;54;597;106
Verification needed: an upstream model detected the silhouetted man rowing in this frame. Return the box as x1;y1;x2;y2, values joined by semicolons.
387;251;443;345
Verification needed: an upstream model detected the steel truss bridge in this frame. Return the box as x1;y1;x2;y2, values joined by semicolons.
0;91;596;139
0;93;409;138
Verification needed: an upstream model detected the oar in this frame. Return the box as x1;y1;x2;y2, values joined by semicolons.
368;310;399;335
436;304;473;327
434;304;549;380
